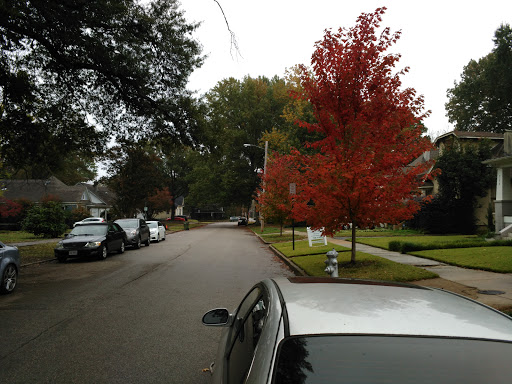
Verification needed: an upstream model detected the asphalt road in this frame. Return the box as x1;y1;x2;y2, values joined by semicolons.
0;222;294;383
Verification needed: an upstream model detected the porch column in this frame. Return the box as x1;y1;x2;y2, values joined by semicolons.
495;167;512;232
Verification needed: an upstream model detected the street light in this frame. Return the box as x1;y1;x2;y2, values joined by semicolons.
243;141;268;232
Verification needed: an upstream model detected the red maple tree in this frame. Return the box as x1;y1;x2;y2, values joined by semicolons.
290;8;435;263
257;153;301;235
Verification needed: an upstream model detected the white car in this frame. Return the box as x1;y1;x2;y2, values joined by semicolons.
203;277;512;383
73;217;105;227
147;221;166;242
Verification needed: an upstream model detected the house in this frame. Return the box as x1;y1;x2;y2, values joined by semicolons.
415;130;504;231
0;176;114;218
483;131;512;236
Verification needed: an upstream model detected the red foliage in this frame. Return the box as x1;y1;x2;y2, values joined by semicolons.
288;8;435;262
147;187;173;216
0;197;22;218
257;154;301;234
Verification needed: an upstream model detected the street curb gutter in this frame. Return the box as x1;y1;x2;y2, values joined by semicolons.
250;229;307;277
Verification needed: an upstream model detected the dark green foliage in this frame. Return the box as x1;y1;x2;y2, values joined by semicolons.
0;0;202;176
408;140;494;234
22;201;67;238
388;241;402;252
446;24;512;133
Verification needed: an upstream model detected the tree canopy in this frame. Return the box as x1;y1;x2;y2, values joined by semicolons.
0;0;202;177
446;24;512;133
277;8;434;262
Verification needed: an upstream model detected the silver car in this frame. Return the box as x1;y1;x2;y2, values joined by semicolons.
0;240;20;294
203;277;512;383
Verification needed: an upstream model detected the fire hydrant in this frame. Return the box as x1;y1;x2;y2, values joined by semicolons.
324;248;339;277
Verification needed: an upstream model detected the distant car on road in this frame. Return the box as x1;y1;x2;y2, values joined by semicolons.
203;276;512;384
147;221;166;242
167;215;187;221
237;217;247;226
54;222;127;262
115;218;151;249
0;241;20;294
229;216;241;222
73;217;105;227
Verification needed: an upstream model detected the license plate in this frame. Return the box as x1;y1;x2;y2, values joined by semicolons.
69;250;78;256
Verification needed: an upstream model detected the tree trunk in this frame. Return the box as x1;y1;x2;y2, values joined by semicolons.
351;223;357;264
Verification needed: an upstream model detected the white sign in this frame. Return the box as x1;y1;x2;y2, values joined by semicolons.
289;183;296;195
307;227;327;247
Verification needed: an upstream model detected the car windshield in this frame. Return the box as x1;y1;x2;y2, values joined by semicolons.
116;219;139;229
147;222;158;229
69;225;107;237
273;335;512;383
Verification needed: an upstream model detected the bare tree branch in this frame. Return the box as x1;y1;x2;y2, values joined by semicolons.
212;0;242;59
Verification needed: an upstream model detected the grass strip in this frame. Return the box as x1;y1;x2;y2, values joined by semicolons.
0;230;48;243
410;247;512;273
18;242;58;265
292;251;438;282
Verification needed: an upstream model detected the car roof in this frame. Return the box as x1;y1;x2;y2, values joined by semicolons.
75;222;109;226
270;277;512;342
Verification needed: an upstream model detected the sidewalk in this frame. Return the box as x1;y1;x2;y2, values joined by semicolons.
329;237;512;309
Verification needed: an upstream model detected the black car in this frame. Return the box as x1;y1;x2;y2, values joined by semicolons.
237;217;248;226
54;222;127;262
114;218;151;249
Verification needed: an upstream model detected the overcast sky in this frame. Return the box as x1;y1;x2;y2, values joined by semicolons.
179;0;512;138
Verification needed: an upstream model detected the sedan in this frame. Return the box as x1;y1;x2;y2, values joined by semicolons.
203;277;512;383
115;218;151;249
0;241;20;294
54;222;126;262
147;221;166;242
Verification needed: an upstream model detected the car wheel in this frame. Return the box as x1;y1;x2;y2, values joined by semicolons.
162;233;166;241
145;236;150;246
0;264;18;294
98;245;108;260
134;237;141;249
57;255;67;263
118;241;125;254
156;234;160;243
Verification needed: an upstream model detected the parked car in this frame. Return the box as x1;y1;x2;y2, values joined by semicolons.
167;216;186;221
73;217;105;227
114;218;150;249
0;241;20;294
237;217;247;226
147;221;166;242
54;222;127;262
229;216;241;222
202;277;512;383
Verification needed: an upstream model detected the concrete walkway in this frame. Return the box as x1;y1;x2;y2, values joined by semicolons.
329;237;512;309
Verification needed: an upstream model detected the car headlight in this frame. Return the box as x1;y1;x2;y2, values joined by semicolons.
85;241;102;248
56;241;64;249
130;229;137;236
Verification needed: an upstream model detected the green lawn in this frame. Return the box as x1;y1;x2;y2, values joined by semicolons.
357;235;482;250
273;240;350;257
273;240;438;282
410;247;512;273
334;228;423;237
291;251;437;282
0;230;48;243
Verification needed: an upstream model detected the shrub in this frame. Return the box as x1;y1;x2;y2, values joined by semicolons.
22;201;67;238
388;241;402;252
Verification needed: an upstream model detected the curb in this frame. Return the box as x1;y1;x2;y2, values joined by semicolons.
251;229;307;277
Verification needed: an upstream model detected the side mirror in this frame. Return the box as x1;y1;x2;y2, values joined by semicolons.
202;308;230;326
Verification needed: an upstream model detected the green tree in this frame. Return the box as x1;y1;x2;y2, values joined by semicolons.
0;0;202;175
446;24;512;133
103;143;169;218
409;140;495;234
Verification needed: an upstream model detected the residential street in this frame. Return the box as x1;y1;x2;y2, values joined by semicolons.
0;223;294;383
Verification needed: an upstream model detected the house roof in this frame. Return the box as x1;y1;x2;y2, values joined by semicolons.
434;130;503;145
0;176;112;206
